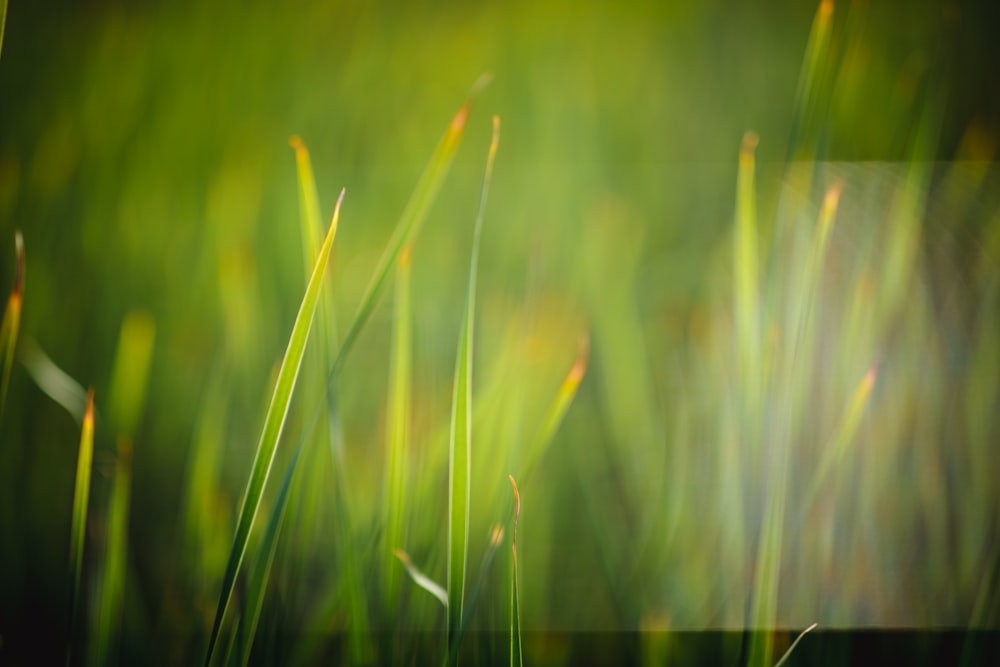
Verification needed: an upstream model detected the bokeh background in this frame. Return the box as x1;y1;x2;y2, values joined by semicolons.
1;0;999;663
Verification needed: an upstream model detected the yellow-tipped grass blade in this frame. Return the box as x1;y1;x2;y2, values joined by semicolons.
327;74;489;380
0;230;24;419
67;389;95;662
205;189;345;666
448;115;500;651
519;333;589;486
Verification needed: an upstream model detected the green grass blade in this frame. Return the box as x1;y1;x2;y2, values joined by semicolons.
90;438;133;666
234;437;305;667
107;310;156;437
394;549;448;608
205;189;345;666
383;243;413;614
0;0;7;60
519;333;589;486
773;623;817;667
447;114;500;652
447;524;506;667
67;388;95;662
735;133;761;417
800;366;878;519
327;75;488;381
509;476;522;667
0;230;23;421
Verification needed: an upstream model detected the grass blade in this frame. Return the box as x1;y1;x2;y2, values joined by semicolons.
519;333;589;485
447;114;500;652
509;476;522;667
107;310;156;437
394;549;448;608
327;74;489;381
90;438;133;666
0;0;7;60
205;189;345;665
234;437;305;667
19;336;88;422
383;243;413;613
735;133;762;418
773;623;817;667
67;388;95;662
0;230;23;420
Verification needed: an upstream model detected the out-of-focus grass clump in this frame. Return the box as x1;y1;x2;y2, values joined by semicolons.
0;0;999;664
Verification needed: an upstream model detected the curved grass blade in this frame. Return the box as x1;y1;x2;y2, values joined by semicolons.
90;438;133;666
773;623;817;667
19;336;88;423
327;74;489;381
448;114;500;651
509;476;522;667
0;230;24;420
383;243;413;613
233;436;305;667
394;549;448;608
205;189;345;666
67;388;95;663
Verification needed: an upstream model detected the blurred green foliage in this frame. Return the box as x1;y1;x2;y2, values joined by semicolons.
0;0;999;664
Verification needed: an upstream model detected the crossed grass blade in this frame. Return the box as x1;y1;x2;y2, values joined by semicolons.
205;189;345;666
447;114;500;652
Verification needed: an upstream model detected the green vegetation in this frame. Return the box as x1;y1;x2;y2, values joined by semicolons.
0;0;998;665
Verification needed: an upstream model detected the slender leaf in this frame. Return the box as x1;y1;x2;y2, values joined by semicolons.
90;438;133;666
206;189;345;665
509;476;522;667
774;623;817;667
67;388;95;662
327;74;489;382
0;230;23;420
384;243;413;613
19;336;88;422
519;333;589;485
394;549;447;608
447;114;500;651
234;437;305;667
0;0;7;60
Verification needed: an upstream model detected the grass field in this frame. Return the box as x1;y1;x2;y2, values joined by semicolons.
1;0;999;664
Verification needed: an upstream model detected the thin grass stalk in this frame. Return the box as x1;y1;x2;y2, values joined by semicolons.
233;436;306;667
90;438;133;666
67;389;95;663
508;476;522;667
447;115;500;652
384;243;413;615
18;336;88;422
0;0;7;59
0;231;24;421
205;190;345;666
518;334;589;486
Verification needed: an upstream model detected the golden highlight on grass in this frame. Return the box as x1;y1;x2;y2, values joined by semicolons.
447;114;501;651
0;230;24;419
67;388;95;662
205;189;345;666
